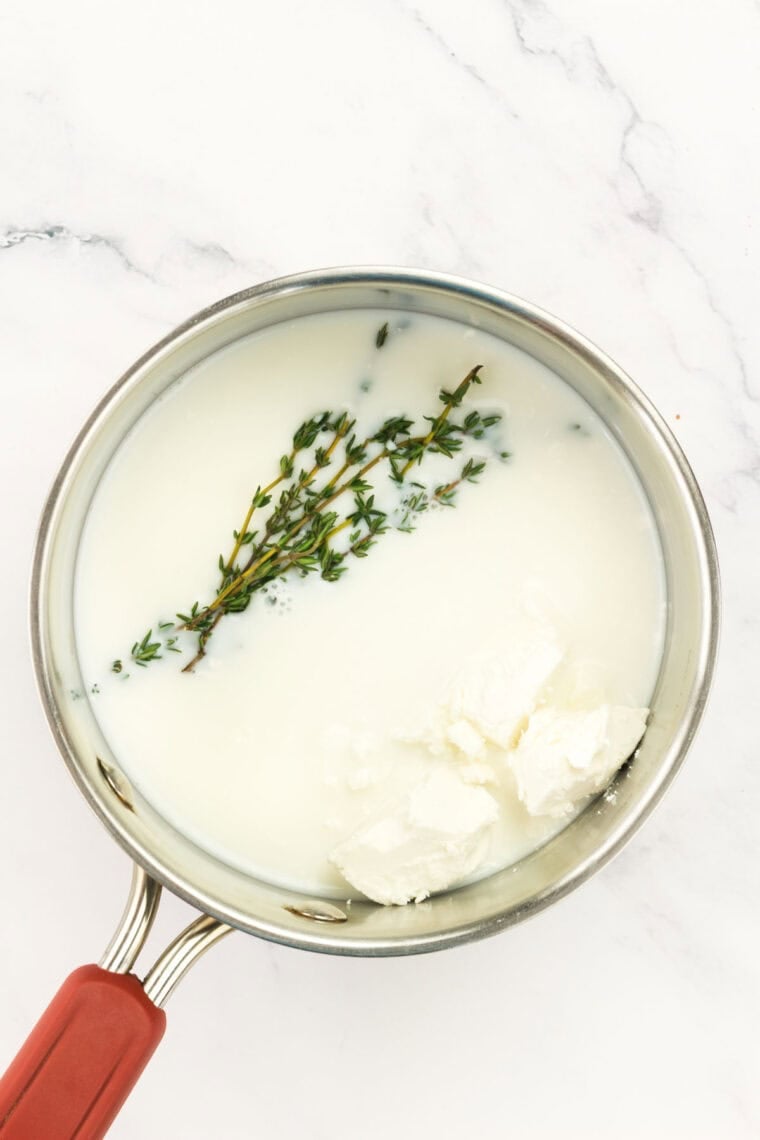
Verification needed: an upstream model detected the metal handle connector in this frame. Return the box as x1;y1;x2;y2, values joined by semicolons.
100;864;232;1006
142;915;232;1008
100;865;162;974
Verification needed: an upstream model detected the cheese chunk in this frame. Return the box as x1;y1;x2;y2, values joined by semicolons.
509;705;649;818
404;618;565;762
447;635;564;751
329;768;498;905
445;717;487;760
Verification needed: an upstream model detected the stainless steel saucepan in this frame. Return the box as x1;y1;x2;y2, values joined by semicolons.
0;268;719;1138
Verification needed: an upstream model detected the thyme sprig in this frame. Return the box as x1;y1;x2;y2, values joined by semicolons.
114;357;504;674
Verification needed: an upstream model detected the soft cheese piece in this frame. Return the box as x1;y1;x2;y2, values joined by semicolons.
408;619;565;762
445;718;487;760
329;768;499;905
448;646;561;749
509;705;649;818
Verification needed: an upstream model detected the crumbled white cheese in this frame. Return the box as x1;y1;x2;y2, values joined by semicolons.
458;760;497;786
509;705;649;818
448;635;563;750
329;768;498;905
405;618;564;761
326;614;649;906
445;717;486;760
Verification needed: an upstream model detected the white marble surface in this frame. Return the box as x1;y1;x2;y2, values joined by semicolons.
0;1;757;1136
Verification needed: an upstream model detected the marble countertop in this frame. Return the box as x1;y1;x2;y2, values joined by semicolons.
0;2;757;1136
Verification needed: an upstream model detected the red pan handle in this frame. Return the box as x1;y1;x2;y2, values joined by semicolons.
0;965;166;1140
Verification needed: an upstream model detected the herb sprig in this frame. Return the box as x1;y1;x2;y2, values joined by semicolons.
113;343;504;675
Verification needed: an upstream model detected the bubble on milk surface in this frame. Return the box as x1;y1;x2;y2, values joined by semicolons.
261;578;293;614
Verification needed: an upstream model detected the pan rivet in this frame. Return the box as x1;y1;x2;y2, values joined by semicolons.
284;902;348;924
97;757;135;812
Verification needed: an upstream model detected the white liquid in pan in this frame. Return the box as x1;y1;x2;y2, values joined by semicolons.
75;310;665;897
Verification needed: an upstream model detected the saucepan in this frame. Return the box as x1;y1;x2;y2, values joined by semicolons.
0;268;719;1138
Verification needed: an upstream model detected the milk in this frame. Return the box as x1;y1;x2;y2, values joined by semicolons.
74;310;666;897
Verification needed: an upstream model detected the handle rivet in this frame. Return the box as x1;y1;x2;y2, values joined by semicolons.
97;757;134;812
285;902;348;924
